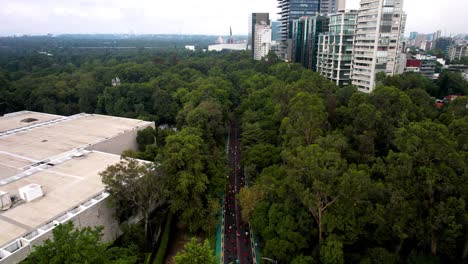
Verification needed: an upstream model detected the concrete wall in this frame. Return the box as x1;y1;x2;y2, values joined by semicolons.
87;124;154;155
0;196;120;264
0;244;30;264
71;197;121;242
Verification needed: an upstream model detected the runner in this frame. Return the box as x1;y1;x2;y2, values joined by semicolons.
223;122;253;264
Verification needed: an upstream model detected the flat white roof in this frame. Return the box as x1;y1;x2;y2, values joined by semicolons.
0;111;153;247
0;112;151;179
0;111;62;133
0;151;120;246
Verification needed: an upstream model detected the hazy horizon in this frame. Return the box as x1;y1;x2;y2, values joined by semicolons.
0;0;467;37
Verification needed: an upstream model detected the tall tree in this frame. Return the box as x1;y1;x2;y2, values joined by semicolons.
281;92;327;148
22;222;136;264
161;127;214;232
100;158;168;240
387;121;466;256
285;144;347;243
174;237;216;264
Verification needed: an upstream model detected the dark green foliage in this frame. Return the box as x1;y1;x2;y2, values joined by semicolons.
381;72;438;96
154;213;173;264
235;53;466;263
1;42;466;263
291;255;317;264
100;158;168;239
320;237;344;264
137;127;156;151
174;238;216;264
436;71;468;97
22;222;136;264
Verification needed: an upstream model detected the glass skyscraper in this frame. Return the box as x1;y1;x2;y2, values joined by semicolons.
277;0;344;60
278;0;321;60
271;21;282;41
292;15;329;70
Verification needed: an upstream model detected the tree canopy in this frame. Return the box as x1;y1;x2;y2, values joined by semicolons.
22;222;136;264
1;39;466;263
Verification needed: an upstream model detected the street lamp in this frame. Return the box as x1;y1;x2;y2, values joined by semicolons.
261;257;278;264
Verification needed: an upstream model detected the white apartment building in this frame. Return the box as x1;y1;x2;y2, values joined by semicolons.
253;24;272;60
320;0;347;14
317;10;358;86
448;44;467;61
351;0;406;92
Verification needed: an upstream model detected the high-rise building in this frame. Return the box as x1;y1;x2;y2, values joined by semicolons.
433;30;442;41
351;0;406;92
409;32;418;40
254;24;273;60
415;34;426;49
423;41;433;51
277;0;321;60
434;37;453;54
271;21;282;41
320;0;346;14
248;13;270;57
292;15;329;70
317;10;358;86
448;44;467;61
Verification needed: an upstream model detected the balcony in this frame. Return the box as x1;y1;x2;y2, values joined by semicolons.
353;58;373;64
353;64;371;70
351;73;372;82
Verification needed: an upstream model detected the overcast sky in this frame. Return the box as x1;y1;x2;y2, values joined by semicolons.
0;0;467;36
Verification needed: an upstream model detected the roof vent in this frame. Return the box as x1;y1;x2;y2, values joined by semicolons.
18;184;44;202
0;191;12;210
20;118;38;123
73;151;85;158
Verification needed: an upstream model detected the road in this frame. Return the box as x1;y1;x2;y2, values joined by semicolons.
223;122;253;264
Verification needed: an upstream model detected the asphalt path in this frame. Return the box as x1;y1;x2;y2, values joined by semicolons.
223;122;253;264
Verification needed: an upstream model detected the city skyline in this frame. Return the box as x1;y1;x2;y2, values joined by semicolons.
0;0;467;36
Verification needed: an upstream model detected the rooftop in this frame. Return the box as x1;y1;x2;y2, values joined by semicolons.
0;151;120;246
0;111;153;248
0;111;150;181
0;111;62;134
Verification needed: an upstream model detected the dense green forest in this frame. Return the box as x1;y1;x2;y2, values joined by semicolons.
1;40;467;263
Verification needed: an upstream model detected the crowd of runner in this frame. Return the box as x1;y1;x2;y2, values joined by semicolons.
223;123;253;264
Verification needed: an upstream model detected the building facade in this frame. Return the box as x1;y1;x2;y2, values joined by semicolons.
448;44;467;61
351;0;406;92
248;13;270;57
277;0;321;60
253;24;273;60
271;21;282;41
420;59;436;79
208;43;247;52
434;37;453;54
292;15;329;70
415;34;426;49
317;10;358;85
433;30;442;41
405;55;437;79
320;0;346;14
